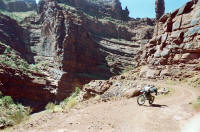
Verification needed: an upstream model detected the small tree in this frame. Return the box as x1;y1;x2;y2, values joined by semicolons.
155;0;165;20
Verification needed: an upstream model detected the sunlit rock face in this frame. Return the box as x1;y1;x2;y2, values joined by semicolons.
58;0;129;20
0;0;155;110
136;0;200;79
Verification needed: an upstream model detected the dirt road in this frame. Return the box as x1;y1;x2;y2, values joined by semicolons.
8;82;200;132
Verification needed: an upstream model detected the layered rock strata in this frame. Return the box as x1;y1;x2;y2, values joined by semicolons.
136;0;200;79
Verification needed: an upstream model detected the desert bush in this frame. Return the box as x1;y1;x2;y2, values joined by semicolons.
193;97;200;110
9;110;25;125
29;64;39;72
4;47;11;54
45;102;56;112
62;87;81;110
0;95;31;129
1;96;14;107
0;43;39;73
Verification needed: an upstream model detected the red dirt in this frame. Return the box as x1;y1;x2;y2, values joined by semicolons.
6;81;200;132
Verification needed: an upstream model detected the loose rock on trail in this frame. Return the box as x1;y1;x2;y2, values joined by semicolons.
8;81;199;132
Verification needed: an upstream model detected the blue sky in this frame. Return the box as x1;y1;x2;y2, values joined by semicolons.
120;0;190;18
36;0;190;18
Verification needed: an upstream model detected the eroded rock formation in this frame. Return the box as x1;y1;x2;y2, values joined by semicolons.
155;0;165;20
0;0;155;109
136;0;200;79
58;0;129;20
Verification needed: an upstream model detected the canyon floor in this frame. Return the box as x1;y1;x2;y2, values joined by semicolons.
3;80;199;132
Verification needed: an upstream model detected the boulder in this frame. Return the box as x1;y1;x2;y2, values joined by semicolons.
123;88;141;98
172;15;182;31
176;1;193;16
139;66;161;79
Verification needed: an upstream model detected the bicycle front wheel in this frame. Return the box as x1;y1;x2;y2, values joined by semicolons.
137;95;145;105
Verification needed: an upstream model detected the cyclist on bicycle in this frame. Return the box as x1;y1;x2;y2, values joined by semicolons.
143;85;158;96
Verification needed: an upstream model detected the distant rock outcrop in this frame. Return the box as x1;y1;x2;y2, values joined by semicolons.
155;0;165;20
136;0;200;79
58;0;129;20
0;14;56;111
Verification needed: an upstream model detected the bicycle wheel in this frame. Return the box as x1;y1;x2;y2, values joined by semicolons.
149;96;155;105
137;95;145;105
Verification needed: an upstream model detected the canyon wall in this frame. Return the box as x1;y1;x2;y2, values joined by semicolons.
136;0;200;79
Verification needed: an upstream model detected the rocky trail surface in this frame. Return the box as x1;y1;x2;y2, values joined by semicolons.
5;81;199;132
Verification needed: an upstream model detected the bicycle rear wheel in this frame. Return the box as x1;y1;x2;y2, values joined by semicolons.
149;96;155;105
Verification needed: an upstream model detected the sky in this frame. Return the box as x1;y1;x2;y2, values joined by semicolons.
36;0;190;18
120;0;190;18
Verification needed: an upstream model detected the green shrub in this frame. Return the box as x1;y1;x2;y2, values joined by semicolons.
65;97;78;109
61;87;81;111
45;102;56;111
0;44;40;73
0;96;30;129
193;97;200;110
4;47;11;54
1;96;14;107
29;64;39;72
9;111;25;125
72;87;81;97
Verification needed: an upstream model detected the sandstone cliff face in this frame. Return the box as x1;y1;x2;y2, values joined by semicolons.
0;0;155;109
0;14;34;62
0;42;57;111
136;0;200;79
0;12;58;110
0;0;37;12
54;2;154;74
58;0;129;20
26;0;113;101
0;64;56;111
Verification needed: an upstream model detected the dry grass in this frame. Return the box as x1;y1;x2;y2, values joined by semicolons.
45;87;81;112
193;97;200;110
0;95;31;129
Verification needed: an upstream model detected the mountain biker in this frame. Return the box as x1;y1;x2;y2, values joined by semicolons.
143;85;158;96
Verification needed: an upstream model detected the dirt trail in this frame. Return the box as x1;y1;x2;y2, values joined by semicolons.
8;81;200;132
181;114;200;132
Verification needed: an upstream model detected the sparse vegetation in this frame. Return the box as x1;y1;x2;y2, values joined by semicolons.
0;92;31;129
77;73;108;80
45;87;82;112
193;96;200;110
45;102;56;112
165;79;178;85
121;65;135;74
0;10;37;23
187;75;200;88
0;42;40;74
58;3;127;27
61;87;81;110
